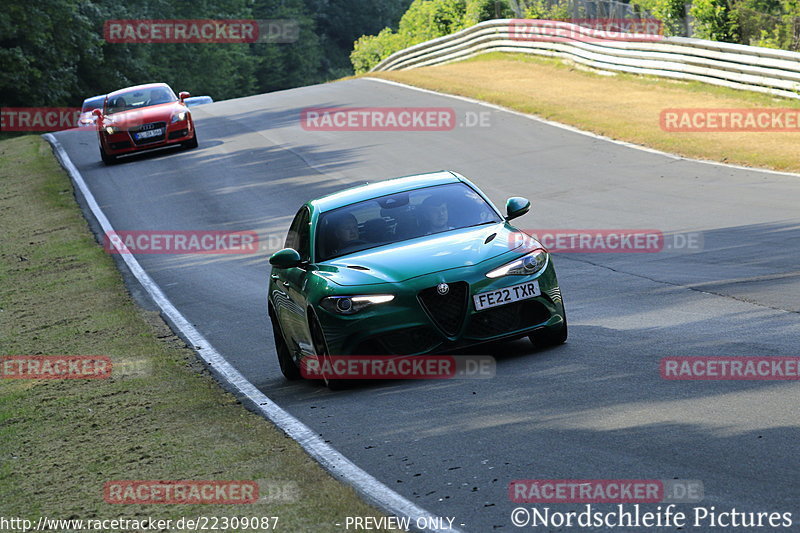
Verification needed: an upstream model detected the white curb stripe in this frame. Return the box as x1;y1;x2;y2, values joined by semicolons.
43;133;462;533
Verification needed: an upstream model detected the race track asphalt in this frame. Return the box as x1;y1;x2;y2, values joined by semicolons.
54;78;800;531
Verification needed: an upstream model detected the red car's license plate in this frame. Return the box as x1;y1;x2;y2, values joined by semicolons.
134;128;163;140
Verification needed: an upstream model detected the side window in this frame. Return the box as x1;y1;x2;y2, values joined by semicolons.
284;207;310;260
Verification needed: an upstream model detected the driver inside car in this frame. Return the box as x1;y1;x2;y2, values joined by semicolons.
148;88;173;106
419;194;453;234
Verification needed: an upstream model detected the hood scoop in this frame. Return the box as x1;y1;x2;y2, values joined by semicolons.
347;265;370;271
484;233;497;244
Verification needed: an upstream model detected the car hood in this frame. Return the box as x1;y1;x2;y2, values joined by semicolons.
317;223;528;286
104;103;184;128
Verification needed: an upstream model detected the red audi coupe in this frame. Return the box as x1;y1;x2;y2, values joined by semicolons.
93;83;198;164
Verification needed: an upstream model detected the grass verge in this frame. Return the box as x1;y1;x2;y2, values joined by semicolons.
367;52;800;173
0;135;397;531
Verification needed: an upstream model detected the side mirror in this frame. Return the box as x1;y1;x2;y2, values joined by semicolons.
92;108;103;118
505;197;531;221
179;91;191;101
269;248;302;269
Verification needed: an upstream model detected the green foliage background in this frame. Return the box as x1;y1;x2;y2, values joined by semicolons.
352;0;800;74
0;0;412;107
2;0;799;108
351;0;515;74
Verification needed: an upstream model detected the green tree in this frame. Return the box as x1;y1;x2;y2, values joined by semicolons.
691;0;739;40
732;0;800;49
304;0;412;77
522;0;572;19
351;28;411;74
466;0;516;24
0;0;100;106
351;0;513;73
629;0;688;35
250;0;323;92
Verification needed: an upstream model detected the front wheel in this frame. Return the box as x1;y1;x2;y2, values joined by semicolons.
183;131;198;149
100;146;117;165
271;313;300;380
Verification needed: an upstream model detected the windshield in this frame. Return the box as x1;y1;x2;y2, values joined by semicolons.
315;182;502;261
105;86;177;114
81;96;105;113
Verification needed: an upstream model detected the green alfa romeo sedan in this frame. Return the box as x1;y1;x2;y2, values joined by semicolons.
268;170;567;384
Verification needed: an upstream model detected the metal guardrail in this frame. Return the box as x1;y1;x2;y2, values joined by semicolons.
370;19;800;100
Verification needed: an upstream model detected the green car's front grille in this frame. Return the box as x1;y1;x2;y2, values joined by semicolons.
417;281;469;336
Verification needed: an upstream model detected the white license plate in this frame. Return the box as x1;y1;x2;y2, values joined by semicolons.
134;128;163;139
473;280;540;311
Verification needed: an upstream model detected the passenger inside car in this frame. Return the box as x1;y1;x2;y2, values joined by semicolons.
325;211;362;256
109;96;127;113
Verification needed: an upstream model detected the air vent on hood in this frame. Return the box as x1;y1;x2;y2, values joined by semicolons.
347;265;370;271
484;233;497;244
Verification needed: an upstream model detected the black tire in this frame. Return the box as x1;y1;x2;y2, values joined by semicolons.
529;315;568;347
270;312;301;380
100;147;117;165
183;131;198;149
308;313;348;390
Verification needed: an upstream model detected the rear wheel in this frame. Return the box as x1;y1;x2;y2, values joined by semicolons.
270;312;300;380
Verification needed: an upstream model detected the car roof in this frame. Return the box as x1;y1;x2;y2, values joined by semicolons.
310;170;463;213
107;83;173;99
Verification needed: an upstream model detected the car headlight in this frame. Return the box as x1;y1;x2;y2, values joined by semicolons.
104;125;120;134
486;248;548;278
170;110;188;123
320;294;394;315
